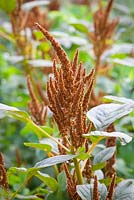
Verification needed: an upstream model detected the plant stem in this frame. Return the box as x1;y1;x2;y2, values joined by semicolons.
73;157;84;184
71;146;83;184
94;55;101;82
9;175;32;200
29;120;70;153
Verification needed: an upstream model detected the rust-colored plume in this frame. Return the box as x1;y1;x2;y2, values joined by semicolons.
105;123;116;178
27;75;48;125
0;153;8;190
35;23;95;151
83;158;92;183
63;163;80;200
35;23;70;70
93;175;100;200
105;174;116;200
88;0;118;75
10;0;51;60
11;0;51;34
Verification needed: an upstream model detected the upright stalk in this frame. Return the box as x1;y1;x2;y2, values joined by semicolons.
71;146;84;184
94;55;101;82
73;157;84;184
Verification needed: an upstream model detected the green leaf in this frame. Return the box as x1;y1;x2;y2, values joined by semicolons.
15;194;42;200
57;171;67;192
77;183;107;200
21;122;54;139
0;103;30;122
86;135;102;143
46;190;69;200
24;142;52;152
34;31;44;40
113;180;134;200
35;171;58;191
23;122;45;138
112;58;134;67
0;0;16;13
93;147;116;164
38;42;51;52
100;177;123;187
86;103;134;130
40;138;59;154
76;153;90;160
7;167;28;189
27;168;39;177
34;154;76;169
8;167;58;192
92;162;106;171
76;146;91;160
41;126;54;135
83;131;132;145
7;167;27;178
70;23;89;33
46;192;58;200
46;172;69;200
104;95;134;104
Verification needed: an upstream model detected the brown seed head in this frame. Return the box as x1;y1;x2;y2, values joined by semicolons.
0;153;8;190
93;175;100;200
105;174;116;200
36;24;95;150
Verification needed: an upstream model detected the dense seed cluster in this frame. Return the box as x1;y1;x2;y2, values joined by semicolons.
0;153;8;190
35;23;94;150
89;0;118;62
105;123;116;178
27;76;48;125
